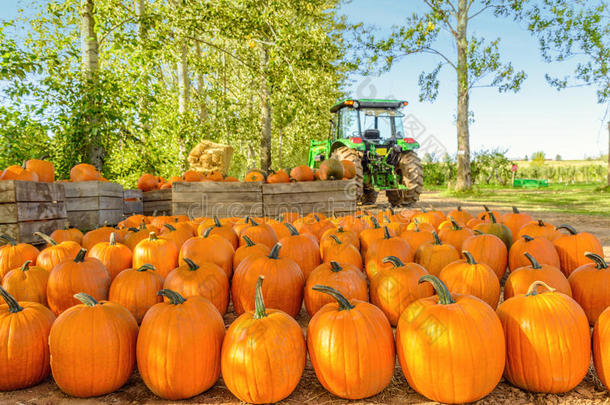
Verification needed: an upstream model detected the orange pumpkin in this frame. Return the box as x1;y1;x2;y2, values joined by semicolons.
238;218;278;249
400;222;435;253
461;233;508;279
182;170;204;182
1;260;49;305
320;234;363;270
133;232;178;279
476;205;502;222
304;261;368;316
1;165;39;181
199;216;238;249
508;234;560;272
221;276;306;403
244;169;266;182
473;211;513;249
568;252;610;325
108;264;163;324
82;225;115;250
0;286;55;391
553;224;604;276
87;232;132;280
70;163;99;182
593;307;610;390
365;226;413;280
517;219;561;241
50;293;138;397
163;258;229;315
233;235;270;269
307;285;395;399
341;160;356;179
396;275;505;403
159;223;192;250
266;169;290;183
278;223;321;279
439;251;500;309
414;232;460;277
232;243;305;318
437;216;474;253
179;229;234;278
0;234;40;278
50;226;83;245
497;281;590;393
369;256;433;326
290;165;314;181
504;252;571;300
447;205;474;225
502;206;533;240
359;217;389;257
206;170;224;182
34;232;81;271
137;173;159;191
137;290;225;400
320;226;360;252
25;159;55;182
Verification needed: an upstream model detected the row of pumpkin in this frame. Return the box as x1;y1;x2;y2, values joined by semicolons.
0;205;608;403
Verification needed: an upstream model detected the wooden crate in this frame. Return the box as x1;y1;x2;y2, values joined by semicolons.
142;189;172;216
63;181;124;230
0;181;68;244
172;182;263;218
123;189;143;216
263;180;357;217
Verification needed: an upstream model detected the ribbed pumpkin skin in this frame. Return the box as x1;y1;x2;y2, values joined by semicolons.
321;241;363;271
88;239;132;280
304;262;368;316
133;234;178;279
221;310;306;403
568;258;610;325
238;222;278;249
49;299;138;397
517;220;561;241
0;291;55;390
47;253;111;316
50;228;83;245
233;242;270;269
137;295;225;400
278;230;321;279
163;261;229;315
36;241;81;271
399;229;434;253
0;240;39;278
497;288;590;393
593;307;610;390
307;299;395;399
365;234;413;280
370;262;433;326
414;241;459;277
396;289;505;403
553;228;603;276
108;267;164;323
504;263;571;300
508;236;560;271
461;234;507;279
502;209;533;241
82;227;114;250
439;258;500;309
1;261;49;305
179;235;234;278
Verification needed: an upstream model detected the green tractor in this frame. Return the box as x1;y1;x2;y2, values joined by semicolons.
308;99;423;206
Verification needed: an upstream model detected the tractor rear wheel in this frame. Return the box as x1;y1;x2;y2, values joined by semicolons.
386;151;423;207
331;146;364;201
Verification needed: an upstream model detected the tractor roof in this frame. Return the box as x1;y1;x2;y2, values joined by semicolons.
330;99;408;113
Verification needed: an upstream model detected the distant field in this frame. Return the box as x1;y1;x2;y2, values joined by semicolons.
513;159;605;167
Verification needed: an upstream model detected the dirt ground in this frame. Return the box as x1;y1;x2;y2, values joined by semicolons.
3;192;610;405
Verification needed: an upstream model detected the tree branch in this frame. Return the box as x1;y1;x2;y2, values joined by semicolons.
423;47;457;70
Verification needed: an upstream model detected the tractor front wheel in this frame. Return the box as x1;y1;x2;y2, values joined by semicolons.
386;151;423;207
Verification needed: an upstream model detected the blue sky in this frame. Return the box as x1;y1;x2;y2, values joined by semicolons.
1;0;607;160
340;0;609;160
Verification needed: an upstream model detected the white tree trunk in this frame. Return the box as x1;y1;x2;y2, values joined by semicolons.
455;0;471;190
177;44;190;114
259;46;272;172
80;0;98;78
195;41;208;122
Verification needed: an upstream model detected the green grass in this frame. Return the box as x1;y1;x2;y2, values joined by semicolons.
424;183;610;217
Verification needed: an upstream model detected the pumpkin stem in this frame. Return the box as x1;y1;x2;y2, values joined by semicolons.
312;285;355;311
526;281;556;296
330;261;343;272
585;252;608;269
512;206;520;214
164;224;177;232
250;218;260;227
74;292;99;306
418;275;456;305
329;234;342;245
488;211;497;224
0;286;23;313
370;216;380;229
158;289;187;305
127;227;139;232
149;232;157;240
523;252;541;269
449;216;462;230
268;243;282;259
337;226;344;233
413;219;420;232
473;230;484;235
136;264;156;272
109;232;116;245
202;227;213;238
284;223;299;236
214;216;222;227
432;231;441;245
537;219;545;227
462;251;477;265
183;258;199;271
557;225;577;235
382;255;404;268
483;205;490;212
457;205;462;211
383;226;391;239
20;260;32;271
33;232;57;246
313;214;320;222
522;234;534;242
74;248;87;263
253;275;267;319
242;235;256;247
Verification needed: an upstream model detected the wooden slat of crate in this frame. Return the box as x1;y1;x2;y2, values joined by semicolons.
0;180;65;203
0;202;67;223
262;180;356;217
63;181;123;198
62;182;124;229
67;210;124;230
123;189;143;215
142;189;172;216
172;182;263;218
0;218;70;245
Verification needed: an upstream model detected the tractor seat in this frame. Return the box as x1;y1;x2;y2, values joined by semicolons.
363;129;380;140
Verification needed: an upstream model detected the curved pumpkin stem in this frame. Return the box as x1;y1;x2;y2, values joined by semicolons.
523;252;542;269
202;227;213;238
557;225;577;235
526;281;556;296
136;264;156;272
250;218;260;227
419;275;456;305
370;216;380;229
0;286;23;313
585;252;608;269
462;251;477;265
127;227;139;232
183;258;199;271
33;232;57;246
473;230;484;235
149;232;158;240
74;292;99;306
74;248;87;263
488;211;498;224
268;243;282;259
20;260;32;272
456;205;462;211
383;226;391;239
448;216;462;230
329;234;342;245
512;206;520;214
413;219;421;232
213;216;222;227
382;255;404;268
242;235;256;247
483;205;490;212
329;261;343;272
312;285;355;311
284;223;299;236
109;232;117;245
253;275;267;319
432;231;442;245
521;234;534;242
158;289;186;305
164;224;177;232
537;219;545;227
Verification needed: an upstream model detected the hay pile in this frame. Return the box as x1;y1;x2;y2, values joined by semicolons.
188;140;233;175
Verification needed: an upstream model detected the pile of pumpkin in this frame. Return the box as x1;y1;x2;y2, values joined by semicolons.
0;160;112;182
1;205;610;403
136;158;355;191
